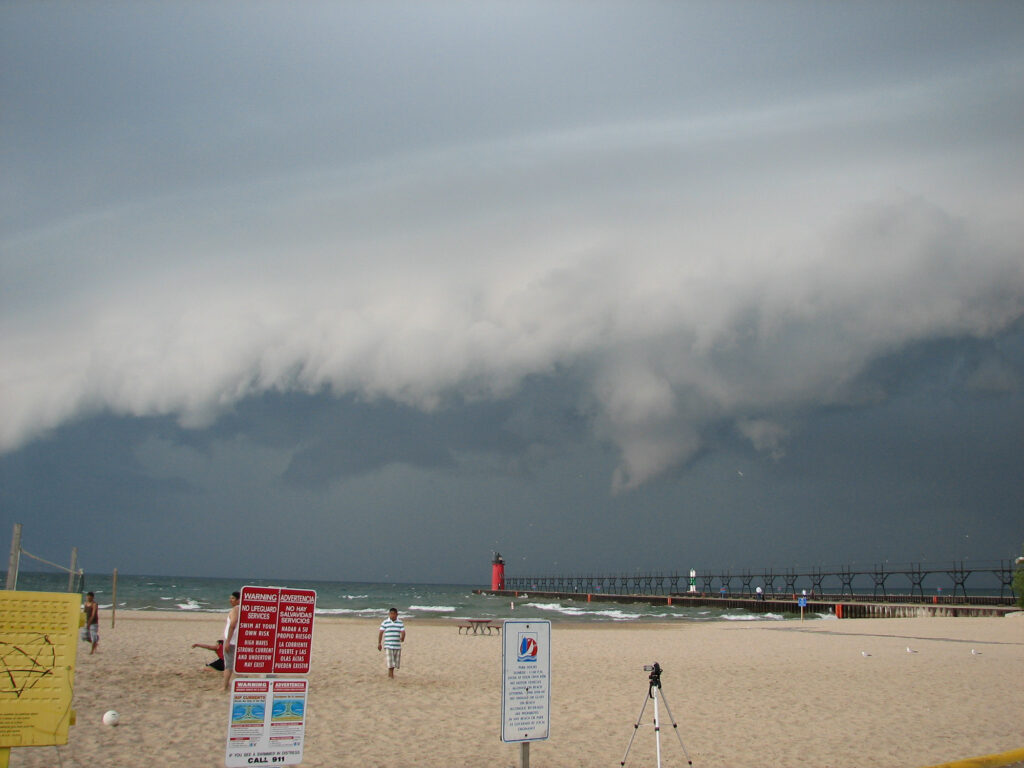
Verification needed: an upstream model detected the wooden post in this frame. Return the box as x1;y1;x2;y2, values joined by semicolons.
520;742;530;768
5;523;21;591
111;569;118;628
68;547;78;592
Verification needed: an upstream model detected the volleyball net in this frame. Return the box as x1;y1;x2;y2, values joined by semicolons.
4;523;86;593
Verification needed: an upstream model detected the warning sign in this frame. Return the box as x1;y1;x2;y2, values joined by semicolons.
235;586;316;675
225;677;308;767
0;591;80;747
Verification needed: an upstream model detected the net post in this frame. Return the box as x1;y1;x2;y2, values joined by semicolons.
5;523;21;591
68;547;78;592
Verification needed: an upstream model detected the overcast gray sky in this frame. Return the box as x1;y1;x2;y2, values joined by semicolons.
2;1;1022;584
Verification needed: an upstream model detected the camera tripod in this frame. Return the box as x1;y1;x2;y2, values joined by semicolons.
619;663;692;767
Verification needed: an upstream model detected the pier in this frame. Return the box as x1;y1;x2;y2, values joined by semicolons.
483;558;1021;619
502;560;1019;600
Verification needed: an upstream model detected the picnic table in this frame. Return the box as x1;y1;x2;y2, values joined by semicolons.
458;618;501;635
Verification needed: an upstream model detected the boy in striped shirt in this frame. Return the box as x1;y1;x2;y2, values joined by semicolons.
377;608;406;678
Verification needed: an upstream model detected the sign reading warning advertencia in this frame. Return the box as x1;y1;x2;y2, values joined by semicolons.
501;619;551;743
235;586;317;675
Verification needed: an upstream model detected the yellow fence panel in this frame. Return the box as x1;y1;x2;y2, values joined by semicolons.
0;591;80;748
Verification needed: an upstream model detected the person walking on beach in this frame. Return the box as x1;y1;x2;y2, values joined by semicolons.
223;591;240;691
377;607;405;679
83;592;99;654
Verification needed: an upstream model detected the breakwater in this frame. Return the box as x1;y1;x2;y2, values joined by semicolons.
478;589;1018;619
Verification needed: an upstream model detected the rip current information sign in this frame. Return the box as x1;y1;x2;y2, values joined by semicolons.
225;678;307;767
501;619;551;743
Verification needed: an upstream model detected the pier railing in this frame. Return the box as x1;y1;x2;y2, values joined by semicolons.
504;560;1019;604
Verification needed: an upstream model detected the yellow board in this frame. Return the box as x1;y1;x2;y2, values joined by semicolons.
0;591;80;748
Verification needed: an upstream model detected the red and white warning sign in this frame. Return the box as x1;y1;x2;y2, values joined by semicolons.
235;586;317;675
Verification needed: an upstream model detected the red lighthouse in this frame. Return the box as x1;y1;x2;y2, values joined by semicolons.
491;552;505;591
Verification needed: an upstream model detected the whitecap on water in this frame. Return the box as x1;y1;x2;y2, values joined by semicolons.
587;609;645;620
316;607;374;616
408;605;456;612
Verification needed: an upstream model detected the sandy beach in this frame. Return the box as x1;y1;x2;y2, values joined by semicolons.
11;611;1023;768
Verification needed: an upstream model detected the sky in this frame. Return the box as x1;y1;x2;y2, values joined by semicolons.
2;1;1023;585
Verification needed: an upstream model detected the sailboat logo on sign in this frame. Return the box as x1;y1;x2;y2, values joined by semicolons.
517;633;538;662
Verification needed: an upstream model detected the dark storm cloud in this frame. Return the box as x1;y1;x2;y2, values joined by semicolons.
2;1;1023;579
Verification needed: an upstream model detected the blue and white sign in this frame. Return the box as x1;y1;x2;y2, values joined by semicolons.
225;678;307;767
501;619;551;743
798;597;808;608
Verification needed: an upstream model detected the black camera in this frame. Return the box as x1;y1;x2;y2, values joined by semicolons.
644;662;662;689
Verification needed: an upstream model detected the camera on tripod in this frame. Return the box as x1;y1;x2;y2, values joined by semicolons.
643;662;662;689
621;661;692;766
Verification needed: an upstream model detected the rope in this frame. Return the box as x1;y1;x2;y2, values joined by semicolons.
18;544;84;593
18;548;76;573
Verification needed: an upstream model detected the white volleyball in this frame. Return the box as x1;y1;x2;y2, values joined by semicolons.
102;710;120;726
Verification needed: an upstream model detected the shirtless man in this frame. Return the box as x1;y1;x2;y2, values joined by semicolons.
223;591;240;691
